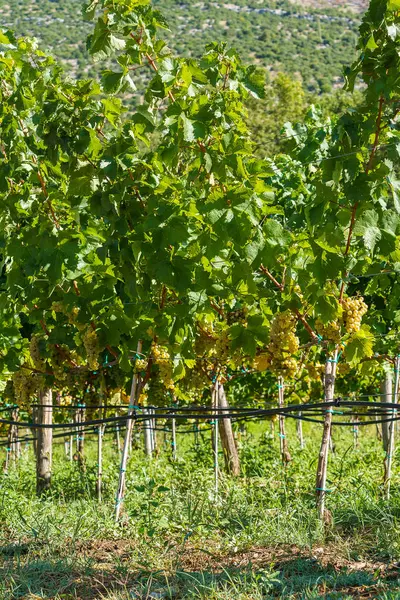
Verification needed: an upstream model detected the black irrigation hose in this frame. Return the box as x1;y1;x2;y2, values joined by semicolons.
1;399;400;429
0;420;215;448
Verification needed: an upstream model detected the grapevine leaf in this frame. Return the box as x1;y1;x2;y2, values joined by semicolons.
344;326;374;366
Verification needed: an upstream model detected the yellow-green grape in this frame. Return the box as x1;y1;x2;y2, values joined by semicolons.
184;365;209;393
83;328;100;370
51;301;65;313
338;362;351;376
315;319;341;344
29;335;45;371
138;391;148;405
227;307;248;326
253;354;271;372
306;363;324;381
214;329;231;363
68;306;85;330
134;358;148;374
12;368;41;404
4;379;15;402
148;374;166;404
64;368;87;391
270;356;298;379
195;322;215;356
342;296;368;333
152;343;174;390
49;347;67;381
267;310;299;378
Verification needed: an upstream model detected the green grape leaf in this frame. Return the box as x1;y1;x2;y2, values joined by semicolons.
344;326;375;366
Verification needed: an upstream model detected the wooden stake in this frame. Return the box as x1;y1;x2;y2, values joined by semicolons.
143;408;153;456
218;382;240;475
77;403;85;468
115;412;122;459
172;416;177;460
115;341;142;522
212;383;219;498
385;357;400;498
278;377;291;465
36;388;53;495
297;414;304;449
316;350;338;519
96;425;104;502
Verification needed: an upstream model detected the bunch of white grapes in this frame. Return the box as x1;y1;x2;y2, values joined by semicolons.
83;328;100;371
12;369;40;404
253;310;299;378
29;335;45;371
315;319;341;344
342;296;368;333
152;343;174;391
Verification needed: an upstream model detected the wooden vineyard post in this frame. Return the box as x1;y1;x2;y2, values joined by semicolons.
297;415;304;449
143;408;153;457
150;408;157;454
352;416;359;450
4;418;14;474
76;402;86;468
4;407;18;473
278;377;291;465
32;405;38;458
11;408;19;463
115;341;142;522
316;350;338;520
36;388;53;495
382;370;392;480
96;425;104;502
217;382;240;476
64;438;69;458
172;416;177;461
212;383;219;498
115;412;122;459
384;357;400;499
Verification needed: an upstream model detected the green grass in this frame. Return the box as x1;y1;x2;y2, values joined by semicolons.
2;421;400;598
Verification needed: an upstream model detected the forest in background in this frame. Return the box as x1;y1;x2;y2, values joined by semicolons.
1;0;364;92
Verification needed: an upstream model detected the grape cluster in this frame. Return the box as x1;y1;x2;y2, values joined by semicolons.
306;363;324;381
180;364;209;400
138;390;148;405
83;328;100;370
148;375;166;404
50;347;67;381
253;354;271;372
214;329;231;362
4;379;15;402
337;362;351;376
12;368;40;404
195;322;232;367
68;307;84;330
29;335;46;371
267;310;299;378
51;301;65;313
152;343;174;391
315;319;341;344
134;358;148;374
195;322;215;356
227;307;248;326
342;296;368;333
65;369;87;392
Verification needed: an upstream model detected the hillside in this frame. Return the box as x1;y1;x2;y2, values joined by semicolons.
0;0;366;92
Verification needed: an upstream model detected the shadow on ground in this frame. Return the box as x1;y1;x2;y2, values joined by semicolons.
1;541;400;599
